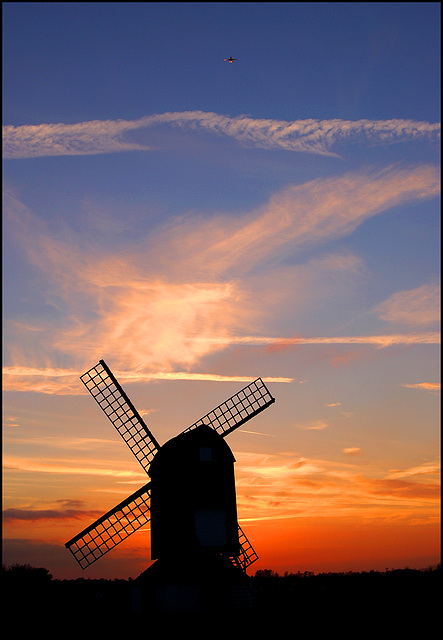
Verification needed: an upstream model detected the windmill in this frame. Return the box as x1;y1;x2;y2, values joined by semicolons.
65;359;275;612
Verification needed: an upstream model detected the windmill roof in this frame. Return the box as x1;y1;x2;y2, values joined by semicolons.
149;424;235;477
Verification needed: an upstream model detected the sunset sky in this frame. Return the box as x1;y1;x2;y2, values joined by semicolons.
3;2;440;580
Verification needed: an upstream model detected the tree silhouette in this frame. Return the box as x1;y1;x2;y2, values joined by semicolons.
3;563;53;584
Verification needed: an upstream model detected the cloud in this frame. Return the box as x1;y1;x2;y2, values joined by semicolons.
360;477;441;501
236;452;324;483
234;451;440;524
223;333;440;348
1;366;86;395
3;330;439;395
375;284;441;327
9;166;441;276
2;118;150;159
5;450;440;538
166;165;440;277
402;382;440;391
2;507;102;522
3;164;440;376
3;454;147;480
5;435;131;452
1;366;293;394
297;420;329;431
387;463;441;479
3;111;440;159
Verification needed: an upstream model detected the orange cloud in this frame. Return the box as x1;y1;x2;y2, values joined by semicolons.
402;382;440;391
2;365;293;394
297;420;329;431
2;367;83;395
387;463;441;479
359;477;441;501
3;454;146;480
3;164;440;377
233;451;440;526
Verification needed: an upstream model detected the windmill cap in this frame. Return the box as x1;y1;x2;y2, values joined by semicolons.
148;424;235;477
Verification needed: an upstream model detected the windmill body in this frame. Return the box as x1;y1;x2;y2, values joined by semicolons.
149;424;240;560
65;359;275;612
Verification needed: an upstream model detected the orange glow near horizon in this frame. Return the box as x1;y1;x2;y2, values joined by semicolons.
2;508;440;580
3;438;440;579
245;516;440;574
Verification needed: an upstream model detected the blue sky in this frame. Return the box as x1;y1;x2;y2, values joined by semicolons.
3;3;440;123
2;2;440;579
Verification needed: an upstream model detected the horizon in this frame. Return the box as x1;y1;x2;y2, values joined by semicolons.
3;561;440;580
3;2;440;581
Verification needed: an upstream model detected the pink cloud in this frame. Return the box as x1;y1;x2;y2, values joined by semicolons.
375;284;440;327
3;164;440;377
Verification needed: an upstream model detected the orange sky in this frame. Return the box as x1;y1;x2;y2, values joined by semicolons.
3;391;440;579
3;3;440;581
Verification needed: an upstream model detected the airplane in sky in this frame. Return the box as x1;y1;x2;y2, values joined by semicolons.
224;56;238;63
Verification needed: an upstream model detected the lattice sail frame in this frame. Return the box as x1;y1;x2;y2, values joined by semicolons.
184;377;275;438
80;360;160;473
66;361;275;571
66;483;152;569
232;524;259;571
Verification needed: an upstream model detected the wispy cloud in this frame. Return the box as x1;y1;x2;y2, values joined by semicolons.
2;118;150;159
3;164;440;378
297;420;329;431
159;165;440;277
4;454;147;479
234;452;440;523
2;507;102;522
402;382;440;392
3;451;439;545
3;327;439;395
375;284;440;327
387;463;441;479
1;366;293;394
3;111;440;159
205;333;440;348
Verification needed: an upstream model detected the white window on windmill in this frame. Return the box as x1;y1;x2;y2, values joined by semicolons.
194;509;227;546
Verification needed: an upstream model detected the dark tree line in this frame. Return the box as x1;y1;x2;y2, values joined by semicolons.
3;563;440;630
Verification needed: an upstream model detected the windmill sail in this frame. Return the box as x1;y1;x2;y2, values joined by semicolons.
65;483;152;569
183;378;275;438
66;364;274;585
231;524;259;572
80;360;160;473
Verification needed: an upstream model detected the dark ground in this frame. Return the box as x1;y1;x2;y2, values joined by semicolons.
3;563;440;633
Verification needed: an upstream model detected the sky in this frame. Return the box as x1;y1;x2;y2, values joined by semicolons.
2;2;440;580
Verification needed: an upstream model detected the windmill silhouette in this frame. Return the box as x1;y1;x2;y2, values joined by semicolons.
65;359;275;612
